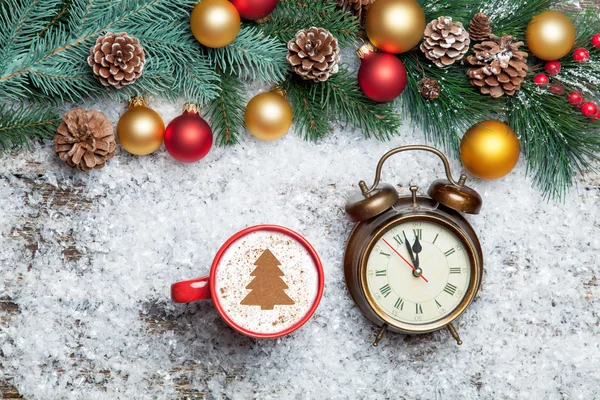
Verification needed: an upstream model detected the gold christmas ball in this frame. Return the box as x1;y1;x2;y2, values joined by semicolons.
190;0;241;48
526;11;576;60
117;97;165;156
365;0;426;54
245;91;293;141
460;120;521;180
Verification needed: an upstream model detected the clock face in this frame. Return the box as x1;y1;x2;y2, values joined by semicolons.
364;219;472;326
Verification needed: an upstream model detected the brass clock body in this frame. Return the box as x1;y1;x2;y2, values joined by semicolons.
344;196;483;338
343;145;484;346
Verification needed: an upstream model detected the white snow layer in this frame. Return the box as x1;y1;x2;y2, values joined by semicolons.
1;77;600;399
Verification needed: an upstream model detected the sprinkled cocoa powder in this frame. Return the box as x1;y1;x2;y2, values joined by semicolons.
215;231;319;334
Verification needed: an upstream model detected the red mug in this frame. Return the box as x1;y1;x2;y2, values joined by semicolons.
171;225;324;339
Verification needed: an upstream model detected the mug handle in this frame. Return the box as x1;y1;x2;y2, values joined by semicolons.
171;276;211;303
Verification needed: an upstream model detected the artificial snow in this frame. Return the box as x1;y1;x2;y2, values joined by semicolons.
1;60;600;399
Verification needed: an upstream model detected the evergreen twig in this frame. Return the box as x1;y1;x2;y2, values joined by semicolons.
0;103;59;152
260;0;359;47
201;26;288;84
284;68;402;141
284;77;330;140
508;83;600;198
399;52;500;155
206;72;246;146
318;68;402;140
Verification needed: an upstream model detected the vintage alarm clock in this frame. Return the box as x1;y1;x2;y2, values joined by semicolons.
344;145;483;346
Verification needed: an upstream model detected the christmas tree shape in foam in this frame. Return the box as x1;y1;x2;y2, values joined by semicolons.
240;249;295;310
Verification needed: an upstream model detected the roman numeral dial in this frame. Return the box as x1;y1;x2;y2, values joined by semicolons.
444;283;457;296
365;219;472;325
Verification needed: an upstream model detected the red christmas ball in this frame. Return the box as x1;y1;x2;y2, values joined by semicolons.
357;48;407;102
573;47;590;62
567;91;583;105
533;73;549;87
592;34;600;48
164;105;213;162
230;0;278;20
544;60;561;76
581;102;598;117
550;83;564;95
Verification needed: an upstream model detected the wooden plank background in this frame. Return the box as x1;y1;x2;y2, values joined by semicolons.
1;2;597;398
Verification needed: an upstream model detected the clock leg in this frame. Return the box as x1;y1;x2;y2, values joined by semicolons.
372;324;388;347
447;323;463;345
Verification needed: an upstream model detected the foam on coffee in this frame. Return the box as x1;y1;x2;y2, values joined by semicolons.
215;230;319;334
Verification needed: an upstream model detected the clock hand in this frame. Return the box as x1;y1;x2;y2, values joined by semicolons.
402;232;418;267
402;232;423;278
412;235;423;269
382;238;428;283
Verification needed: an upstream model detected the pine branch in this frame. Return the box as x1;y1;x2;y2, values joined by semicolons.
37;0;73;38
511;7;600;198
284;77;330;140
206;72;246;146
417;0;553;38
0;0;63;56
201;26;288;84
1;1;191;86
1;0;220;104
285;68;402;141
400;52;500;155
68;0;103;36
316;68;402;140
0;103;59;152
139;40;220;103
508;83;600;198
488;0;553;38
259;0;359;48
571;7;600;48
0;0;63;88
406;0;584;200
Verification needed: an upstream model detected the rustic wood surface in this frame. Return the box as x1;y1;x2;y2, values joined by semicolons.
1;162;228;399
1;2;598;398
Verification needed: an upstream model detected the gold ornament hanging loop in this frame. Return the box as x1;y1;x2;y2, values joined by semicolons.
270;84;287;97
183;103;201;114
356;42;377;59
129;96;146;108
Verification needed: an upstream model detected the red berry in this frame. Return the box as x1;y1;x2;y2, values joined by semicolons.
568;91;584;105
573;47;590;62
581;102;598;117
544;61;561;76
592;111;600;120
533;73;549;87
550;83;564;95
592;34;600;48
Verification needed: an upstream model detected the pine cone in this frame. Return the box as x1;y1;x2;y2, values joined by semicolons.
465;35;529;98
88;32;145;89
55;109;116;172
469;12;492;41
420;16;470;68
287;27;340;82
418;77;441;100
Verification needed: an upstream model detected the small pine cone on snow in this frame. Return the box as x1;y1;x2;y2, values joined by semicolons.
88;32;145;89
55;108;116;172
469;12;492;41
287;27;340;82
418;77;441;100
465;35;528;98
420;16;471;68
